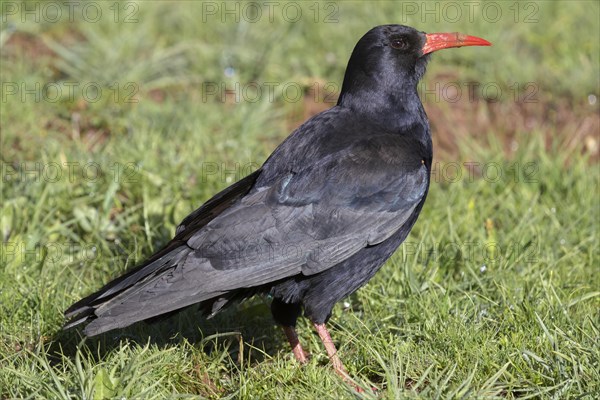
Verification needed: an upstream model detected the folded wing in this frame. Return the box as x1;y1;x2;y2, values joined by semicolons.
72;134;428;335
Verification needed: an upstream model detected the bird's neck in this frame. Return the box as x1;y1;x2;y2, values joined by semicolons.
338;78;428;134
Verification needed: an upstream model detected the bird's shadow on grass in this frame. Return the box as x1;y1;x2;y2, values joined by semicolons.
49;298;289;367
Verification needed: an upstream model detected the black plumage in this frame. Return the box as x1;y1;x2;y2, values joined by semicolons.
65;24;490;384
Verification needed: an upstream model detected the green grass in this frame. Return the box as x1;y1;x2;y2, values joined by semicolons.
1;1;599;398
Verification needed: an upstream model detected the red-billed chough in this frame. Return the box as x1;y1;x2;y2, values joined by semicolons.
65;25;490;383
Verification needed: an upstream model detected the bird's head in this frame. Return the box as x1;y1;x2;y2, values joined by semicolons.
338;25;491;111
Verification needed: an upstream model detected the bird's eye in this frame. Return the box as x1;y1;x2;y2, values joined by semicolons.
390;37;409;50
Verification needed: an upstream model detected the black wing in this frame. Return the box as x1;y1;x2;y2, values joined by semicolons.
79;132;428;335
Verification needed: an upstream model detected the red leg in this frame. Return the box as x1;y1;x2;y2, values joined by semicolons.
313;323;348;375
313;323;364;392
282;325;308;364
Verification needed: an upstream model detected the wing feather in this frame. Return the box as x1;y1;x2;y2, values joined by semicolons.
90;135;428;320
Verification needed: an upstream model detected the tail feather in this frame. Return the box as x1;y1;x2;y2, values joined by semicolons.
63;246;190;330
63;169;262;334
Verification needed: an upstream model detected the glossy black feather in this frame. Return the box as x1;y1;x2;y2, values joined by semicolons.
64;170;261;319
65;24;434;336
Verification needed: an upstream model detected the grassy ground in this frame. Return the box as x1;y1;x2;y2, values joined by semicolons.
1;1;599;399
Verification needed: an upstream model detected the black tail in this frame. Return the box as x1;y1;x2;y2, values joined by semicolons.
63;169;262;334
63;246;189;331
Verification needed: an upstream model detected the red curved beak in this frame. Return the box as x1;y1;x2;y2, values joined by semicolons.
422;32;492;55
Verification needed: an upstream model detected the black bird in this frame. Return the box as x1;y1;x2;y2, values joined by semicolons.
65;25;490;381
